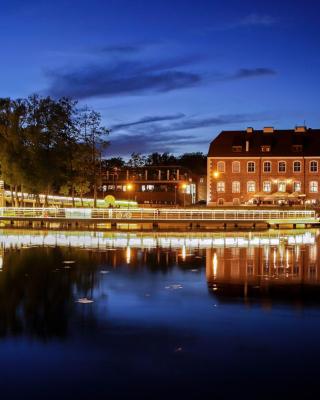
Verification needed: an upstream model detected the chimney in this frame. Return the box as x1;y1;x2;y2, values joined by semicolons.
246;127;254;133
245;140;249;152
263;127;274;133
295;125;307;133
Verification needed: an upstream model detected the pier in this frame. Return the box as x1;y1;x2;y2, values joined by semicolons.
0;207;317;230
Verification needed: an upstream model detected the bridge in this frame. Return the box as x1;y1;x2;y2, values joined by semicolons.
0;207;317;229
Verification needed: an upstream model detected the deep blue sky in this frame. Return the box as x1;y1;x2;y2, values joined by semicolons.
1;0;320;157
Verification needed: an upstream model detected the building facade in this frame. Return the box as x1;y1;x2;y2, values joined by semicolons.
101;165;206;205
207;126;320;206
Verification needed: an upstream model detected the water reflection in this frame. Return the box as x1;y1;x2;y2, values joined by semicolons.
0;228;320;341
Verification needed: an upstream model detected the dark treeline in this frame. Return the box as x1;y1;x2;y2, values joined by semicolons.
0;95;109;206
104;152;207;175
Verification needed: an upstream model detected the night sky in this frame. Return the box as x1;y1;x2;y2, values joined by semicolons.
1;0;320;157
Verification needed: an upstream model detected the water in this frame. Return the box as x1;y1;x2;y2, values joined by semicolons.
0;229;320;399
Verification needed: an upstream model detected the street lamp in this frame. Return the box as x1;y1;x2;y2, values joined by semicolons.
181;183;187;207
213;171;220;179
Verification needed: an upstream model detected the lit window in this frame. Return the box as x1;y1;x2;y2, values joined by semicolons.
217;161;225;173
247;162;255;173
278;181;286;192
310;181;318;193
247;181;255;192
310;161;318;172
232;161;240;173
217;181;225;192
232;146;242;152
278;161;286;172
263;161;271;173
293;161;301;172
232;181;240;193
263;181;271;192
293;181;301;192
261;145;271;152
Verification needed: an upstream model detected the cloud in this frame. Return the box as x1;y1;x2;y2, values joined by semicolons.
230;68;276;80
108;112;273;156
45;58;202;100
111;113;185;130
100;44;141;54
238;14;278;27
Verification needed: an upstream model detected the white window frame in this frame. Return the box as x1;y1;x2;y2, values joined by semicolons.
310;160;318;173
247;161;255;173
278;181;286;192
278;161;286;173
293;161;301;173
310;181;318;193
217;161;225;173
293;181;301;192
232;181;240;193
263;161;271;173
247;181;256;193
263;181;271;192
232;161;240;173
217;181;225;192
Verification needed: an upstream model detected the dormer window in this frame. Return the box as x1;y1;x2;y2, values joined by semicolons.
232;146;242;152
292;144;303;152
261;145;271;152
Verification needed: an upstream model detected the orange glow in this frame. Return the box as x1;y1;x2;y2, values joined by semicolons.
213;171;219;179
126;183;133;191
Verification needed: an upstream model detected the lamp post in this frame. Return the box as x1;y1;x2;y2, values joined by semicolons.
181;183;187;207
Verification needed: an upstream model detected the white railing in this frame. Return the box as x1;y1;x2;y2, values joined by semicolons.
0;207;316;221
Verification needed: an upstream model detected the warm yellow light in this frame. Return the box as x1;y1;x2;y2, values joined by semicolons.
181;183;187;190
126;183;133;191
126;246;131;264
212;252;217;277
213;171;219;179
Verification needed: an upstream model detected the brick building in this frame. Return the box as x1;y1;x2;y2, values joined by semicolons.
207;126;320;206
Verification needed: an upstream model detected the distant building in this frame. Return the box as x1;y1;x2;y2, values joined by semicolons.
101;165;206;205
207;126;320;206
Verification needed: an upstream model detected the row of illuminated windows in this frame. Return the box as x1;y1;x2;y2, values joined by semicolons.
216;181;319;193
215;160;319;173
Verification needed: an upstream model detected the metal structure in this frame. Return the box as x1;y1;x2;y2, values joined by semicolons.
0;207;316;224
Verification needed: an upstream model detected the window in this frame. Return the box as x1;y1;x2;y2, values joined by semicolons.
261;145;271;152
232;181;240;193
278;161;286;172
233;198;240;205
232;146;242;152
293;181;301;192
217;198;224;205
247;181;256;192
247;161;255;173
310;181;318;193
292;144;303;152
293;161;301;172
263;161;271;173
217;161;225;173
232;161;240;173
278;181;286;192
310;161;318;173
217;181;225;192
263;181;271;192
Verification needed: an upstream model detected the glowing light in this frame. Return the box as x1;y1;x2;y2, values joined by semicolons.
213;171;219;179
181;245;186;261
126;246;131;264
126;183;133;191
212;252;218;278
